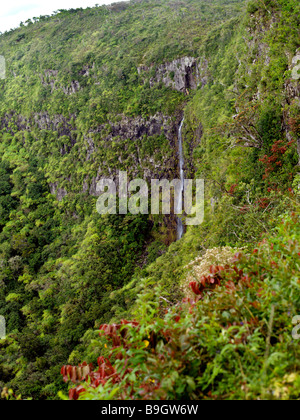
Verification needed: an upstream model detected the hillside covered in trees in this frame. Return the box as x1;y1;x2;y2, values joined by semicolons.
0;0;299;400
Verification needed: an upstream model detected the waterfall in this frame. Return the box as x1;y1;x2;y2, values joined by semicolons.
176;118;185;241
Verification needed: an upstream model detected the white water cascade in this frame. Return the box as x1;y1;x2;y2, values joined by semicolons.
176;118;185;241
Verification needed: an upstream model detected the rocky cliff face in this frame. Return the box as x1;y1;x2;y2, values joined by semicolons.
84;112;181;197
138;56;209;94
40;56;209;98
39;69;81;95
0;110;189;201
1;112;75;137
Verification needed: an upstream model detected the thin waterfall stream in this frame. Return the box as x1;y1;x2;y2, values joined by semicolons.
176;118;185;241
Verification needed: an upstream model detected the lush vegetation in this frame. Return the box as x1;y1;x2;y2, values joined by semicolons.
62;211;300;400
0;0;299;400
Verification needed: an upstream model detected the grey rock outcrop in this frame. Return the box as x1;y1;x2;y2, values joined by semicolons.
138;57;208;94
40;70;59;92
49;182;68;202
63;80;81;95
39;68;81;95
84;113;180;196
0;112;76;141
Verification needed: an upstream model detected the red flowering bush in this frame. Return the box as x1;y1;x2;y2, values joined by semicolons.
259;139;295;180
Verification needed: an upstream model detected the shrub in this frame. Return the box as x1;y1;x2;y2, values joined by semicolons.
62;212;300;400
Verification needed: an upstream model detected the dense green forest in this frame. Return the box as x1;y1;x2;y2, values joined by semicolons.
0;0;299;400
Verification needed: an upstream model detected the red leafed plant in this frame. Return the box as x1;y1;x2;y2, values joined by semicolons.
99;319;139;349
189;254;246;297
61;314;188;400
259;139;295;180
189;265;228;296
61;357;121;400
228;184;238;195
61;320;140;400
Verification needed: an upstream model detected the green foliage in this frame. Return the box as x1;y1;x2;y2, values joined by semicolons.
0;0;299;401
65;212;300;400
